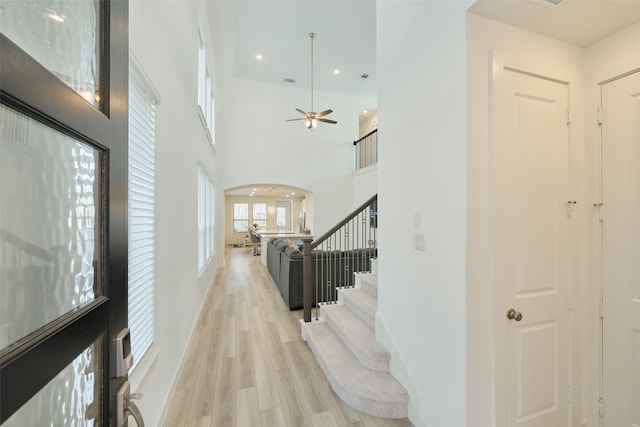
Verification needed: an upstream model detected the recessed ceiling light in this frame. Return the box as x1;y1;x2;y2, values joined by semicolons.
333;69;340;75
362;110;368;114
256;54;263;60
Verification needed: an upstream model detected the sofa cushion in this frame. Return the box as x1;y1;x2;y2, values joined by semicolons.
275;239;290;251
285;245;303;259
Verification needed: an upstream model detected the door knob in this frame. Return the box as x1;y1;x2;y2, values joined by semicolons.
506;308;523;322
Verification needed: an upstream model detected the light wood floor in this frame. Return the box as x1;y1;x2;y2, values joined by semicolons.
163;247;413;427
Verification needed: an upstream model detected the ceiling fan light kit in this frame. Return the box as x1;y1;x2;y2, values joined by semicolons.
286;32;337;130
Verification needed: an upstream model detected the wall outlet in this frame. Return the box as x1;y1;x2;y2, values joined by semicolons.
414;234;426;251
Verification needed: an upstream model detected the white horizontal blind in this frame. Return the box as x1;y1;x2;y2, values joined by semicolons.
198;168;206;271
128;60;156;372
206;179;213;258
198;167;215;272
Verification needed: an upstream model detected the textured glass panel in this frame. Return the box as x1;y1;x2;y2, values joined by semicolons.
0;104;102;350
3;340;101;426
0;0;101;107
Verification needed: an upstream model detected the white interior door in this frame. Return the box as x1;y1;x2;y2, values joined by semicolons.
494;66;572;427
600;70;640;427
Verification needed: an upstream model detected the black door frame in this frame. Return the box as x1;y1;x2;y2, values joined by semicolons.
0;0;129;424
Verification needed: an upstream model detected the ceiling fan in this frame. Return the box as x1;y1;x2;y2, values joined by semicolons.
286;33;337;130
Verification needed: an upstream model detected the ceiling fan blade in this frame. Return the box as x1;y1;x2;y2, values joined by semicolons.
317;118;337;124
295;108;309;117
315;109;333;118
286;118;307;121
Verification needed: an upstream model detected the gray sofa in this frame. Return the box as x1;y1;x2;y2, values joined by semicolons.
266;238;376;310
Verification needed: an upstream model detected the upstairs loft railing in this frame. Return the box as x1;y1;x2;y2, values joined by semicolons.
302;194;378;322
354;129;378;171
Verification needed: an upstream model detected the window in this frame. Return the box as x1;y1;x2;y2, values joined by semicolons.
128;55;158;372
198;167;215;272
197;25;215;148
233;203;249;232
252;203;267;230
276;207;287;229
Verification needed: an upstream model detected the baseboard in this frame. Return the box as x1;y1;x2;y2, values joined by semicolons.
375;311;430;427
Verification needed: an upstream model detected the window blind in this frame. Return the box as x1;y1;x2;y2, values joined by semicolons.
198;167;215;272
128;60;156;372
198;168;206;271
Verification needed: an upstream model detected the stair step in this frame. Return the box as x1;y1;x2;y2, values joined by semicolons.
302;321;409;419
355;273;378;298
341;288;376;329
323;304;389;372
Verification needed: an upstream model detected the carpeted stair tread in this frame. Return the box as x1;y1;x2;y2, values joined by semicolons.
303;321;409;419
355;273;378;298
323;304;389;372
341;288;376;329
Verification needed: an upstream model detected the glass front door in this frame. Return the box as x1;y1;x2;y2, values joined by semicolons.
0;0;129;424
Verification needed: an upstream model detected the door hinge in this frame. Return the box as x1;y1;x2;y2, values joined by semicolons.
599;398;605;416
567;386;573;403
597;108;603;125
566;109;571;125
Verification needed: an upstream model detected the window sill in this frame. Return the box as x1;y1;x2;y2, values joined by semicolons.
197;106;216;155
129;344;160;391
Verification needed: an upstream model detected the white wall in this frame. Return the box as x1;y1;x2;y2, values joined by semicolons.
582;22;640;427
359;112;378;137
129;2;223;426
353;165;378;208
376;2;472;426
216;77;369;234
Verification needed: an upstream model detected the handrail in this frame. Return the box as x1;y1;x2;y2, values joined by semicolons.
308;194;378;251
354;128;377;170
353;128;377;146
302;193;377;322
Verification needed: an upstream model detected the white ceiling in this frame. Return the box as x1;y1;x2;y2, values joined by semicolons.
469;0;640;48
230;0;377;102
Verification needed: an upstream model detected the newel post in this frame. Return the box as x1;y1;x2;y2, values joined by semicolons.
302;237;313;322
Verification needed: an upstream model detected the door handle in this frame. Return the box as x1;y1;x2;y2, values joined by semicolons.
117;381;145;427
506;308;523;322
125;399;145;427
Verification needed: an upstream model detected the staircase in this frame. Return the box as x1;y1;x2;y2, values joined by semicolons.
301;259;409;418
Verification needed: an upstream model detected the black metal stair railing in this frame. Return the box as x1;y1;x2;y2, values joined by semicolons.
354;129;377;171
302;194;378;322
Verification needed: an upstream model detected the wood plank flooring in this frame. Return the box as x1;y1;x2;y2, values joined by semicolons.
163;248;413;427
